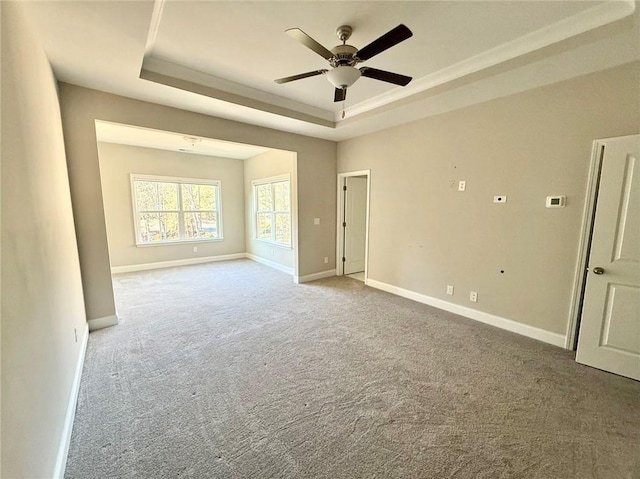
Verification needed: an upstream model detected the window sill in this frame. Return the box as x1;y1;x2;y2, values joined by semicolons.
135;238;224;247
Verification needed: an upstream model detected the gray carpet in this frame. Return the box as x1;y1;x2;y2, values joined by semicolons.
65;259;640;478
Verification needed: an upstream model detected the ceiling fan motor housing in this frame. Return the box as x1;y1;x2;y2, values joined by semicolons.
330;44;358;67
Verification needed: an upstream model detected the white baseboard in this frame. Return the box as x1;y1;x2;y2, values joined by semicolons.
88;314;119;331
366;278;566;348
245;253;294;276
53;322;89;479
295;269;336;284
111;253;246;274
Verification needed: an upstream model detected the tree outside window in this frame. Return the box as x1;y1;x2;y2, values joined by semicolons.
253;176;291;247
132;175;222;245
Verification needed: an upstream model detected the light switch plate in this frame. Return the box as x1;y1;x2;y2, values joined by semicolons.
314;218;320;225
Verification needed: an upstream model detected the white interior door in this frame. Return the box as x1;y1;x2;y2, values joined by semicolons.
344;176;367;275
576;135;640;380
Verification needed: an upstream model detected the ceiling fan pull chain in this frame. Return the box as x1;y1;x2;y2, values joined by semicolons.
342;98;346;119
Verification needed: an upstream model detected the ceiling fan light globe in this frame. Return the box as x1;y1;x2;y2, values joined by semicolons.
327;66;361;89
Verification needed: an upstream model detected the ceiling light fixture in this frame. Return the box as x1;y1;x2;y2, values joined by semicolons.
183;136;202;148
326;66;361;89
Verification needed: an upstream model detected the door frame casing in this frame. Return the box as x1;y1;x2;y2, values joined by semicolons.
566;135;636;350
336;170;371;280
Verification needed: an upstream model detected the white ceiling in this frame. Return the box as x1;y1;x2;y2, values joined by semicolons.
22;1;639;142
150;1;596;111
95;121;269;159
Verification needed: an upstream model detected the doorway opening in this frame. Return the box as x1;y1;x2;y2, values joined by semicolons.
336;170;370;282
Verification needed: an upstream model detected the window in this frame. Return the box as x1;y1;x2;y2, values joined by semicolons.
252;175;291;247
131;175;222;245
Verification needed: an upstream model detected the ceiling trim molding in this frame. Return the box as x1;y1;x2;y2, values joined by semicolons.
141;56;334;123
144;0;165;57
140;65;335;128
340;0;636;122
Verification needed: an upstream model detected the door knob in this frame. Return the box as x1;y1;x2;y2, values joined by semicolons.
592;267;605;275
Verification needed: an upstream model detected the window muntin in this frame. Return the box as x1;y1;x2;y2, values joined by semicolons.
253;176;291;247
131;175;222;245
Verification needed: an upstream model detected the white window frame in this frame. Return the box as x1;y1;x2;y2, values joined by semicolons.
252;174;292;248
130;174;223;246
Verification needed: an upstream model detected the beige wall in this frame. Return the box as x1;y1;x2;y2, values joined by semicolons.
338;62;640;336
244;149;297;272
98;142;246;268
58;84;337;321
1;3;87;477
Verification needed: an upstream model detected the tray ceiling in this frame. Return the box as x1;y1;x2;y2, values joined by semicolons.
22;1;638;141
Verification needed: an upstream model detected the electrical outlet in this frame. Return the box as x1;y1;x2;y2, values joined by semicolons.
324;257;329;264
493;195;507;203
458;180;466;191
192;246;198;253
446;285;454;295
470;291;478;302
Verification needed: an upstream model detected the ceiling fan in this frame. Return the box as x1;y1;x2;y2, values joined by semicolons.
275;24;413;102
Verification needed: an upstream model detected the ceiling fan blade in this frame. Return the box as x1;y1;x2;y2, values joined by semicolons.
275;69;328;84
360;67;412;86
356;24;413;62
334;87;346;102
286;28;334;61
